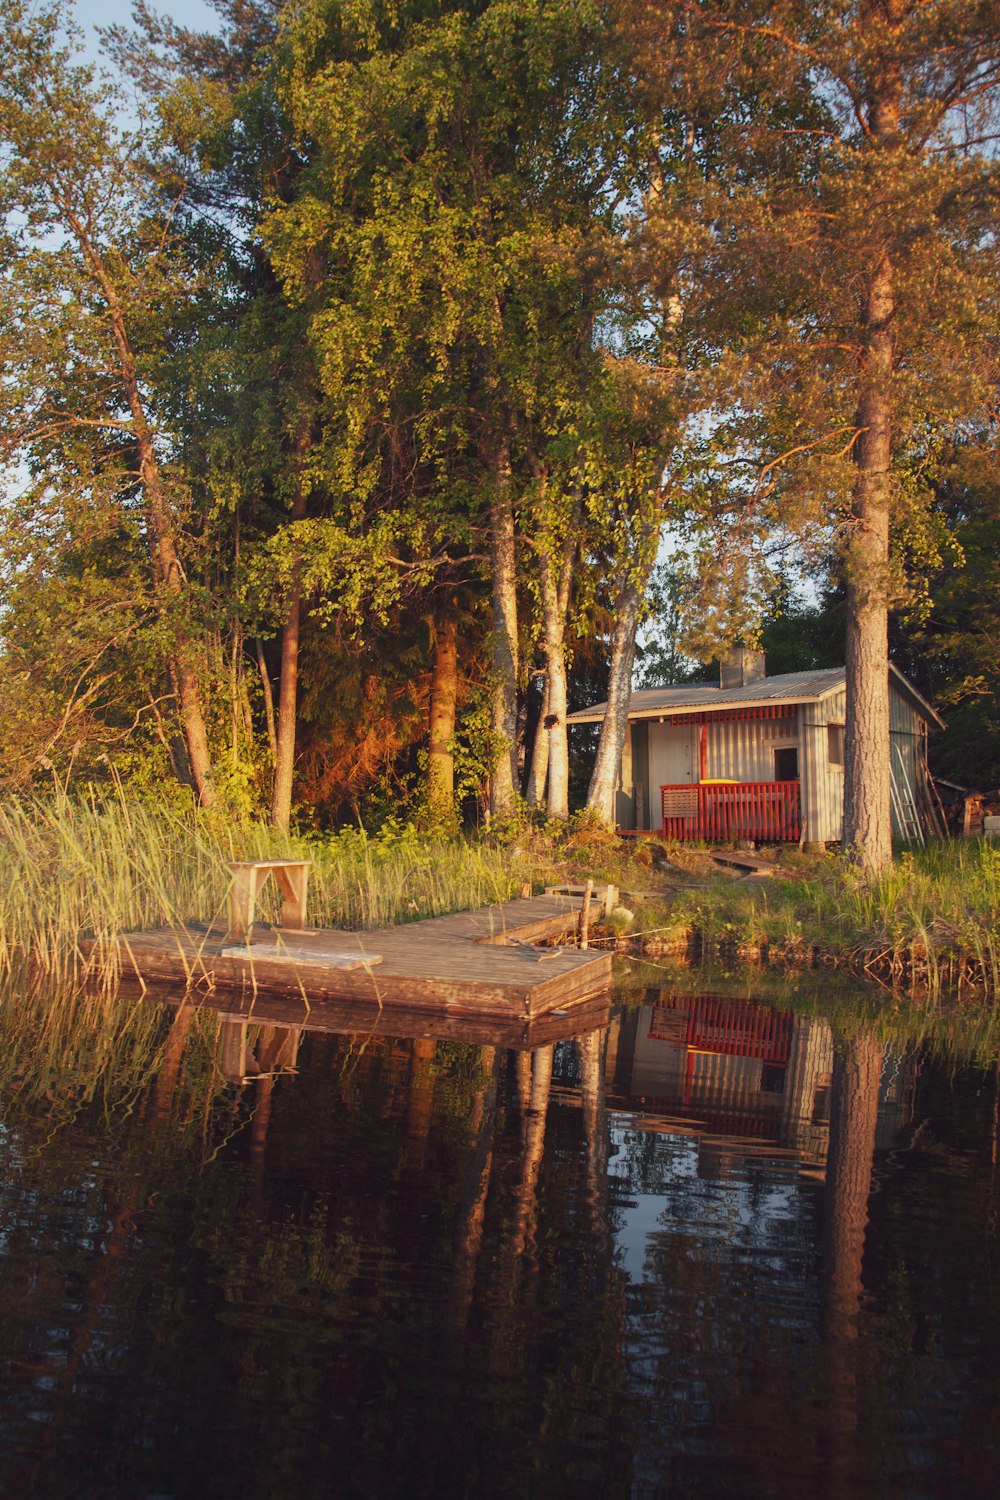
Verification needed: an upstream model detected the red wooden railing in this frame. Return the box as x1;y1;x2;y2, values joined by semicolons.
660;780;801;842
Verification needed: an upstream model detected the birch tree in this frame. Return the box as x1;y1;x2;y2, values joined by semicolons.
0;2;217;803
263;0;628;823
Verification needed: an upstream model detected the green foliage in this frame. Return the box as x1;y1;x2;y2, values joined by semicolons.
0;0;998;831
658;840;1000;996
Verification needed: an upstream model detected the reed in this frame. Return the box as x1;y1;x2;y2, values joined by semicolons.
658;839;1000;995
0;795;563;992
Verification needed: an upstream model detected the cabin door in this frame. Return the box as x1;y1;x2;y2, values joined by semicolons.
649;723;695;788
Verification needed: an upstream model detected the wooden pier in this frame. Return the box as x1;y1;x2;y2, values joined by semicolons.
139;983;614;1056
103;890;615;1021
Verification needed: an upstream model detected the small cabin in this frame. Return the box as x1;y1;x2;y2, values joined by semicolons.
566;650;943;845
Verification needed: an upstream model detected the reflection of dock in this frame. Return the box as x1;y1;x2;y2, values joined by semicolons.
102;894;613;1020
606;994;834;1163
144;982;613;1053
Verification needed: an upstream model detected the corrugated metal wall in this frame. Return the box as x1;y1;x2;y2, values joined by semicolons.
705;713;796;781
799;690;845;843
889;688;925;841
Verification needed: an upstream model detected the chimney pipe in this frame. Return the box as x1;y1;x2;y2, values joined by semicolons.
720;647;766;689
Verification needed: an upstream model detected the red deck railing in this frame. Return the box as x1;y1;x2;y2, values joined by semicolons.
660;780;801;842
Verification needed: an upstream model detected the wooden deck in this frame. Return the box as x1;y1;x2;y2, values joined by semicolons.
101;892;615;1020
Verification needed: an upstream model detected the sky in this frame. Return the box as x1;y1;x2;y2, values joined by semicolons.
70;0;220;52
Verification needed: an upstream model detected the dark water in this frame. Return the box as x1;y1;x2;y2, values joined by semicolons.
0;979;999;1500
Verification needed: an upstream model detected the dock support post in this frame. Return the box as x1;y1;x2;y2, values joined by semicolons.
579;879;594;951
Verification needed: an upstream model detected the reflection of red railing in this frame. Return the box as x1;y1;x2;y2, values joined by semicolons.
649;996;793;1065
660;781;801;841
686;995;792;1064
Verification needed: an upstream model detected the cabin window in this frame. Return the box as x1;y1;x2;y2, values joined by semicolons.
774;747;799;781
760;1064;786;1095
828;723;844;767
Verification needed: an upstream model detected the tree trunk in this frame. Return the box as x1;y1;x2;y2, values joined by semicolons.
255;639;278;761
63;207;215;805
843;50;901;874
525;673;549;808
844;253;894;872
271;479;309;835
428;612;459;817
586;576;644;824
137;428;215;807
489;439;519;819
539;539;574;821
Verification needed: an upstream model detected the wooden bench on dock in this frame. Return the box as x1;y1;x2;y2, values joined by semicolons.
227;859;311;943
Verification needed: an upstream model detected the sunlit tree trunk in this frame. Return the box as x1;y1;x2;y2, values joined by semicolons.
62;212;216;805
539;538;573;820
489;438;520;819
844;54;901;873
428;611;459;817
271;471;309;834
525;672;550;808
844;457;892;871
586;574;644;823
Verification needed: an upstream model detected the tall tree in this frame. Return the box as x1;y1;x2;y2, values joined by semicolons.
263;0;630;822
625;0;1000;869
0;2;218;803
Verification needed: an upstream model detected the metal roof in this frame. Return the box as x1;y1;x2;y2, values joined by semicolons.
566;665;944;727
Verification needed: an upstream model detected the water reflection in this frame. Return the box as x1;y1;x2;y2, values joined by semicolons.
608;991;837;1162
0;980;996;1499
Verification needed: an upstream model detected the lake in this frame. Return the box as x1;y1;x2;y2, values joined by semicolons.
0;973;997;1499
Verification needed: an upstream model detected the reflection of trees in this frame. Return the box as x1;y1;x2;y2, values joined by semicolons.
822;1032;883;1500
509;1042;554;1260
19;987;1000;1500
405;1038;437;1172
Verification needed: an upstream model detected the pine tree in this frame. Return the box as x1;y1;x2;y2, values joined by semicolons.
625;0;1000;869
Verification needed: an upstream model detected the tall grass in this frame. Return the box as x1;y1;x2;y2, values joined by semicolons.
0;795;563;991
663;839;1000;995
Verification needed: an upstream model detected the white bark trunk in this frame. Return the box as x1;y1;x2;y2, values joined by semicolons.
586;579;644;824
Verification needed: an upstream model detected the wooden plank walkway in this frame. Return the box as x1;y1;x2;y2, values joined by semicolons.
103;892;614;1020
709;849;780;877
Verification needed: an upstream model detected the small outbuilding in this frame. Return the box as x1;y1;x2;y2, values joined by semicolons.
566;649;944;845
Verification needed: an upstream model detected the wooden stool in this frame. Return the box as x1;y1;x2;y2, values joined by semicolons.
226;859;311;943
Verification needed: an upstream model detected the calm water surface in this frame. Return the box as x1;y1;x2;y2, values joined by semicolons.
0;978;998;1499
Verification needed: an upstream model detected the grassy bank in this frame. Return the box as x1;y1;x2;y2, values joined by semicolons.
0;795;996;999
623;839;1000;996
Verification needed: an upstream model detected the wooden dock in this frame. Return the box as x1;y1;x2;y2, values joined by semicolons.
102;891;614;1020
137;983;614;1055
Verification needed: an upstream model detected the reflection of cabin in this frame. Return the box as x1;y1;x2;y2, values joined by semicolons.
567;649;943;844
606;993;835;1164
605;991;922;1170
